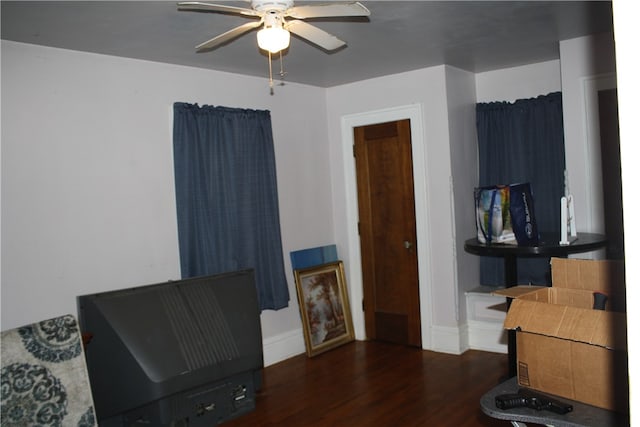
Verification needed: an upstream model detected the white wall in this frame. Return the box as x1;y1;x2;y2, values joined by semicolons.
326;66;469;353
560;33;617;238
475;60;561;103
445;66;479;330
0;40;332;364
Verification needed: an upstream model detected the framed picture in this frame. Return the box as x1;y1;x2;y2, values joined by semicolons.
294;261;355;357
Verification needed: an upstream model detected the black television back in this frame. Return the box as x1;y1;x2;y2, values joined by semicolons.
77;269;263;426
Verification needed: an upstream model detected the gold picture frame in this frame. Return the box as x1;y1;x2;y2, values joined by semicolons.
294;261;355;357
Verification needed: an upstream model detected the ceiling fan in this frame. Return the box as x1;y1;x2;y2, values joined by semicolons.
177;1;371;54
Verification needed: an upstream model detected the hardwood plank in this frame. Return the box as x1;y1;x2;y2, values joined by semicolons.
223;341;523;426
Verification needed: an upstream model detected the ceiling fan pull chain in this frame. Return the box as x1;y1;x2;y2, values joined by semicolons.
268;51;275;95
279;51;287;85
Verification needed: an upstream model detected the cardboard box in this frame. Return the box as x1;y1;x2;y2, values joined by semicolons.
494;258;628;412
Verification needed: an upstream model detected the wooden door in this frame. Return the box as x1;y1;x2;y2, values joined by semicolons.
354;119;421;347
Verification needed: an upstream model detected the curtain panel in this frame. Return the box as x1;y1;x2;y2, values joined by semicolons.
173;103;289;310
476;92;566;285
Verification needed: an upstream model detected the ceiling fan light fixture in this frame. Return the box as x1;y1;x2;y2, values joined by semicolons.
257;25;290;54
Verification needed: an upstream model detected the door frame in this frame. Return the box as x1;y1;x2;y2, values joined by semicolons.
340;104;434;350
581;73;617;237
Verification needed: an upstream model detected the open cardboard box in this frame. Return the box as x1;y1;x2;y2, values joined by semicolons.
494;257;628;412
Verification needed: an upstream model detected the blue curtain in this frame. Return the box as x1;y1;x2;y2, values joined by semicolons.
476;92;566;285
173;103;289;310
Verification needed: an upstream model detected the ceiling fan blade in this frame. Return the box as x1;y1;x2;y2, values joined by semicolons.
286;20;346;51
286;2;370;19
177;2;260;17
195;20;263;51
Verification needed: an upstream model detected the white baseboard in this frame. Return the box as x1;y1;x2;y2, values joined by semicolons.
262;321;506;368
262;328;306;367
427;322;507;355
467;320;508;354
428;325;467;355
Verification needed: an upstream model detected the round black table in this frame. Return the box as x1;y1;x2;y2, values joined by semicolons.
464;232;607;287
464;232;607;377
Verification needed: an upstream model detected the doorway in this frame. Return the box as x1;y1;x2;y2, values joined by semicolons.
353;119;421;347
340;104;431;350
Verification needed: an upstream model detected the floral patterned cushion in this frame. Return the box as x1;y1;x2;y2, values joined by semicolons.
1;314;96;426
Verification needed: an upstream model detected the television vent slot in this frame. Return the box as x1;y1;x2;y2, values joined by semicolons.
160;285;240;371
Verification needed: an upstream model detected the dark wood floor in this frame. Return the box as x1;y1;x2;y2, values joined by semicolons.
223;341;522;427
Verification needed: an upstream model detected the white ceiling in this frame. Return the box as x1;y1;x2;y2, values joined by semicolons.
1;1;614;88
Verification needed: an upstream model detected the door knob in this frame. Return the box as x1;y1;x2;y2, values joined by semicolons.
404;240;412;249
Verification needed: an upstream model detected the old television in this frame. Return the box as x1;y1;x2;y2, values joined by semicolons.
77;270;263;426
